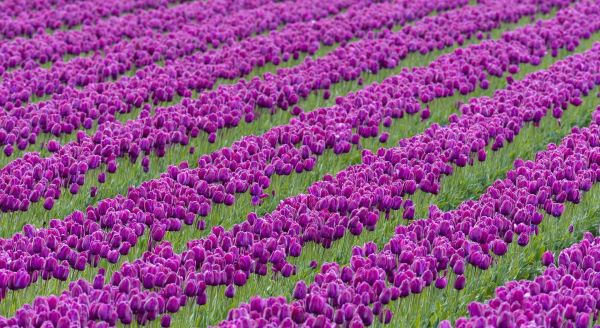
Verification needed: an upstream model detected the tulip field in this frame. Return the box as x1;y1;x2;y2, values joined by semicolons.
3;0;600;327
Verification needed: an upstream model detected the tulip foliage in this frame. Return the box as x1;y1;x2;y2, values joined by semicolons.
2;0;600;327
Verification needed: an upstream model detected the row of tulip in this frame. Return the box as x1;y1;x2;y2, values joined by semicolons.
451;232;600;328
0;0;281;72
0;0;469;171
0;0;357;97
1;5;600;325
0;0;576;222
0;0;467;130
0;0;81;18
0;0;188;40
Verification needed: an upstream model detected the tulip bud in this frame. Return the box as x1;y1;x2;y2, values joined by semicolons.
541;251;554;266
161;315;171;328
166;296;179;313
233;271;247;287
454;275;466;290
225;284;235;298
453;260;465;275
435;277;447;289
152;225;166;242
293;281;308;300
517;233;529;247
492;240;508;256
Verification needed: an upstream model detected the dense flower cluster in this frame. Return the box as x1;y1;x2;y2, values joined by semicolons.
0;0;466;148
2;2;600;324
0;0;581;215
454;233;600;327
0;0;358;102
0;0;183;40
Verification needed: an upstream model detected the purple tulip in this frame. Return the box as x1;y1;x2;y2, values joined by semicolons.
454;275;466;291
435;277;448;289
453;260;465;275
43;197;54;210
225;284;236;298
151;225;166;242
293;281;308;300
517;233;529;247
166;297;179;313
541;251;554;266
161;315;171;328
